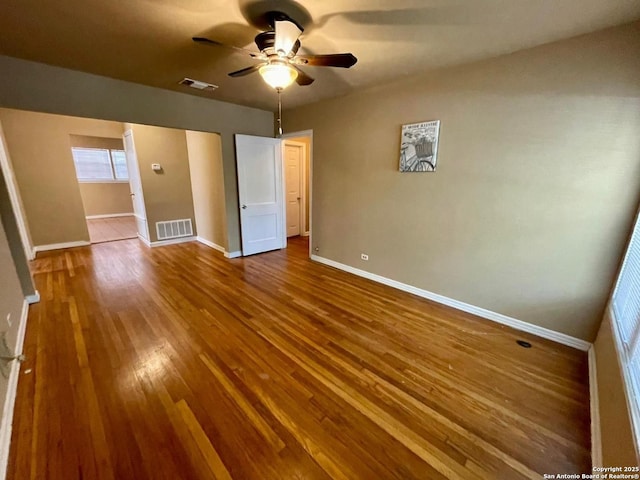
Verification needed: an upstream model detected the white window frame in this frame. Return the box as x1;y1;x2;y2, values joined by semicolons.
71;147;129;183
610;207;640;459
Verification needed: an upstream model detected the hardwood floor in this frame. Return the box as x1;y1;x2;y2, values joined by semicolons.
8;236;591;479
86;216;137;244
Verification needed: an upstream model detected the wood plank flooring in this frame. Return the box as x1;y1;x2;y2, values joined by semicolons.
7;236;591;479
86;216;137;244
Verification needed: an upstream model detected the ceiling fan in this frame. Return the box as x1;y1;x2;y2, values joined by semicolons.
193;11;357;90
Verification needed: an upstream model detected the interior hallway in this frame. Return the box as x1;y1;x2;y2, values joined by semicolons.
8;237;590;479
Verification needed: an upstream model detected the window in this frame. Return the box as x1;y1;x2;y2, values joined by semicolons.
71;147;128;181
611;211;640;448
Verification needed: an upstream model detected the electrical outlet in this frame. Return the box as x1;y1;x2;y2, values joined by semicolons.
361;253;369;261
5;313;10;327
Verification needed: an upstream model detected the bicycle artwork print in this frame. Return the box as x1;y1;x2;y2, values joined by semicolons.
399;120;440;172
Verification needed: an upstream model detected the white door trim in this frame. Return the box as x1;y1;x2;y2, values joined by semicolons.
123;129;149;242
280;130;313;255
283;139;306;238
0;122;34;260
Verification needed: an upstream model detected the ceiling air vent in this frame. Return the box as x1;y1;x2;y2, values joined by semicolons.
179;78;218;92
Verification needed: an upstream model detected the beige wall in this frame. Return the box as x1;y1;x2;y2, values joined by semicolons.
0;55;274;251
0;167;34;297
286;136;311;233
126;124;195;243
284;22;640;342
0;123;35;295
69;134;123;151
69;134;133;217
0;108;125;246
186;131;226;249
594;312;638;465
78;183;133;217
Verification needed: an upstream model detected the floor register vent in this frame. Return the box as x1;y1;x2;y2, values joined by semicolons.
156;219;193;240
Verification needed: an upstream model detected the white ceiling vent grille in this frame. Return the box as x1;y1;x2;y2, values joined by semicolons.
179;78;218;91
156;219;193;241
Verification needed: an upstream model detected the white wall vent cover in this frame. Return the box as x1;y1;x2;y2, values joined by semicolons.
156;219;193;240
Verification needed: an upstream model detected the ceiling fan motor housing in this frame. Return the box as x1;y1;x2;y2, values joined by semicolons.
255;31;300;56
265;11;304;32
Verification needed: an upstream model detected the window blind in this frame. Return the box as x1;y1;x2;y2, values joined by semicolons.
72;148;113;180
71;148;129;181
111;151;128;180
612;211;640;440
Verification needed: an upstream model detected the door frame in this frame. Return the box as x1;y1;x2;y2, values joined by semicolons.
280;130;313;257
283;139;306;238
123;129;150;242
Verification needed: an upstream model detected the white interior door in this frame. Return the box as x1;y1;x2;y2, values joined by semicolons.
123;130;149;241
235;134;285;256
284;141;304;237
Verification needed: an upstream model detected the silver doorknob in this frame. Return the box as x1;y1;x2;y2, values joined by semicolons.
241;205;247;209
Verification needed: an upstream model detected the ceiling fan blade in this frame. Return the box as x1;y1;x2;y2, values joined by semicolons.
228;63;265;77
295;53;357;68
292;66;314;86
193;37;264;59
274;19;302;56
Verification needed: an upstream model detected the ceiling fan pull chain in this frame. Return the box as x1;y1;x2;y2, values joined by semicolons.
277;87;283;137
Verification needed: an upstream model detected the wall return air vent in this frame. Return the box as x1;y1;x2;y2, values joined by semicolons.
179;78;218;91
156;219;193;241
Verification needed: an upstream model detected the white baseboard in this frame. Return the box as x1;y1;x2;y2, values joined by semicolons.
0;299;30;479
33;240;91;253
311;254;591;351
25;291;40;305
301;231;310;237
149;236;196;248
197;238;242;258
196;237;225;254
589;346;602;467
137;234;151;247
85;213;134;220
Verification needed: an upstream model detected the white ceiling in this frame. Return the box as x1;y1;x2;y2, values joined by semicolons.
1;0;639;111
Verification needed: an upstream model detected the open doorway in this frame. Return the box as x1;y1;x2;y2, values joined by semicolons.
282;130;313;255
69;135;137;244
282;131;312;249
0;108;224;255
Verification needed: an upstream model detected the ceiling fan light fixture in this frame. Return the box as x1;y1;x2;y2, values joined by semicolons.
259;63;298;90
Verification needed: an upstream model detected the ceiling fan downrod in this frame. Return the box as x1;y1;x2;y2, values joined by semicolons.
277;87;283;137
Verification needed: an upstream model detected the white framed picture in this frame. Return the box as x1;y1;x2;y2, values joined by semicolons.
399;120;440;172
